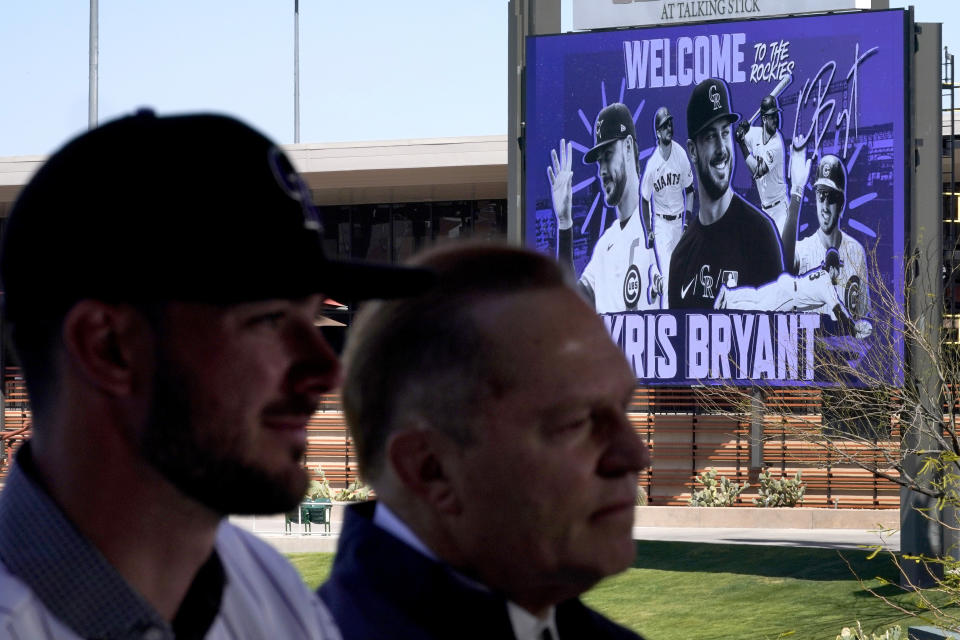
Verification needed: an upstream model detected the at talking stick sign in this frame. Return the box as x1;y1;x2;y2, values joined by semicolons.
524;10;907;387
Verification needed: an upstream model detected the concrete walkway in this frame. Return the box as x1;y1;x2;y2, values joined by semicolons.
631;526;899;551
231;508;901;554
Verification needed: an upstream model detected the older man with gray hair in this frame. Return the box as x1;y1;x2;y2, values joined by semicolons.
321;243;650;640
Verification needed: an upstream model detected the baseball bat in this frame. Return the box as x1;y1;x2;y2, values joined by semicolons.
746;73;793;125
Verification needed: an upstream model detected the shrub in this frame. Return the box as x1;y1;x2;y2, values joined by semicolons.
688;468;748;507
305;465;332;500
332;479;372;502
836;622;901;640
753;467;806;508
636;485;648;506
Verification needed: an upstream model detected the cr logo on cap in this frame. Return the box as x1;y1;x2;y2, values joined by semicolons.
709;84;722;111
268;146;323;232
596;118;604;139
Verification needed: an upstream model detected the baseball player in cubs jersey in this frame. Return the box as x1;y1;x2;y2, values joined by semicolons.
578;202;660;312
549;102;662;313
641;106;694;305
715;248;872;338
794;154;871;321
736;95;789;239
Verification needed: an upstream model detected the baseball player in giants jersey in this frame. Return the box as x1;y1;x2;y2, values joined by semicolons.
549;102;662;313
736;95;789;241
641;106;694;306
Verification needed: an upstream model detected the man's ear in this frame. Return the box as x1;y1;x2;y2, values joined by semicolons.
686;138;698;163
386;426;462;516
61;301;151;397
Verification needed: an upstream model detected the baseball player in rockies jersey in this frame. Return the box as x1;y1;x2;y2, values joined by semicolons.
793;153;871;321
549;102;662;313
668;78;785;310
715;247;872;338
736;95;789;240
641;106;694;304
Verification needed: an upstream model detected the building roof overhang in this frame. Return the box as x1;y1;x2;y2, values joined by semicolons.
0;134;509;217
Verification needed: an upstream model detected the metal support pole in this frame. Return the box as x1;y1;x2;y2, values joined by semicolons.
901;18;945;588
507;0;560;246
294;0;300;144
749;389;764;469
89;0;98;129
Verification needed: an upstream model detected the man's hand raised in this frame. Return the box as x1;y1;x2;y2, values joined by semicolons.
789;138;812;199
547;139;574;231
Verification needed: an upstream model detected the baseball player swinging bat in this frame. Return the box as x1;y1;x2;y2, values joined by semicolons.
746;74;793;125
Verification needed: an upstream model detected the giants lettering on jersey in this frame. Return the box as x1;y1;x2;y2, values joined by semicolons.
680;265;739;301
653;172;681;193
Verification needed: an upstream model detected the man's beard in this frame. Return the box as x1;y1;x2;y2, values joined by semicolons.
602;153;627;208
603;173;626;208
697;147;731;202
139;356;308;516
764;115;778;136
821;214;839;236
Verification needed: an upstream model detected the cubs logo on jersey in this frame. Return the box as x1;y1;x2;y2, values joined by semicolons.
623;264;641;309
845;275;865;318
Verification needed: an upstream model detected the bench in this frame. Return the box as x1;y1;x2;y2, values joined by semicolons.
285;500;332;534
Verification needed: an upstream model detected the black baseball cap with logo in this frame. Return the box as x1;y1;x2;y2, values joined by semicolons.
686;78;740;141
0;109;434;324
583;103;637;164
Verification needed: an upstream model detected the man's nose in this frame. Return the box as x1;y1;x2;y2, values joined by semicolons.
597;409;651;477
287;321;343;396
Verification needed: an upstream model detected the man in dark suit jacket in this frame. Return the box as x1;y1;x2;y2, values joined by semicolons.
320;244;650;639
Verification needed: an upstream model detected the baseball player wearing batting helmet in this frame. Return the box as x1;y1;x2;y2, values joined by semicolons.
715;247;872;339
667;78;785;310
793;154;871;322
549;103;663;312
640;106;694;305
735;94;790;240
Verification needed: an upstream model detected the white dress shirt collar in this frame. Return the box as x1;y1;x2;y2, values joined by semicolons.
507;601;559;640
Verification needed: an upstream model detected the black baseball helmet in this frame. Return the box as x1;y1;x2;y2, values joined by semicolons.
760;95;781;116
584;103;637;164
686;78;740;140
814;155;846;194
654;106;673;130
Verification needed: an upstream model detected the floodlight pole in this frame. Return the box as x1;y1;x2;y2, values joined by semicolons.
89;0;98;129
294;0;300;144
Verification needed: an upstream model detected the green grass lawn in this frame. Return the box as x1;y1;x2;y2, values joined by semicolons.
289;541;956;639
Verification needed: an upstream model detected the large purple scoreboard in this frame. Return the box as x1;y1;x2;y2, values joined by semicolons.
524;10;909;387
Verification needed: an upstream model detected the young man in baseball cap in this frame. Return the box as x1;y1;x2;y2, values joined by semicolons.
668;78;786;309
0;110;431;638
548;103;663;313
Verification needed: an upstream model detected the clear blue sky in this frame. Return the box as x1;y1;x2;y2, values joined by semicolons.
0;1;955;157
